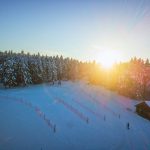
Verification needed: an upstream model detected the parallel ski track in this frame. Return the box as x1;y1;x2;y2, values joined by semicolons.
0;94;56;132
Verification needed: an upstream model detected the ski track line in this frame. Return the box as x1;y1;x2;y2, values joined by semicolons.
44;87;89;124
89;87;135;115
62;88;104;119
79;87;119;117
0;94;77;147
0;95;56;133
55;97;89;123
56;86;104;119
64;85;118;117
72;98;103;119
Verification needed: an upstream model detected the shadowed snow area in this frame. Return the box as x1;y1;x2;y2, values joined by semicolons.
0;81;150;150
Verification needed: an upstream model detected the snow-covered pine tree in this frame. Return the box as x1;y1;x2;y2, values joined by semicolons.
57;55;63;80
0;52;4;83
3;57;17;87
16;56;32;86
52;56;58;81
63;58;69;80
28;56;43;84
46;57;53;82
41;56;48;82
0;63;3;83
36;54;44;82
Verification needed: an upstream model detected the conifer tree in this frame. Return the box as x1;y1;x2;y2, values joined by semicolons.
3;57;17;87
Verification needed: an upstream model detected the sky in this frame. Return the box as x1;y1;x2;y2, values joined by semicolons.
0;0;150;62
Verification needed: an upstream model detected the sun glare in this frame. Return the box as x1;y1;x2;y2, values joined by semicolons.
99;50;122;69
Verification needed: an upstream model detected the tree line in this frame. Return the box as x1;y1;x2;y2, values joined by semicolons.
0;51;93;87
0;50;150;100
89;57;150;100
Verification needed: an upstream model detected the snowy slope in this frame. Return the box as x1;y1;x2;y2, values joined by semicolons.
0;81;150;150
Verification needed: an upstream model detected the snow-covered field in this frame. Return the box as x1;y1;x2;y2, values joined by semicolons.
0;81;150;150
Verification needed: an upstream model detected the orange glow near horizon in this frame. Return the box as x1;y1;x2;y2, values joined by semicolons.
98;50;122;69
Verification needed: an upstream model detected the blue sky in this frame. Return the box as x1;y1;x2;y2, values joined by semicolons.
0;0;150;62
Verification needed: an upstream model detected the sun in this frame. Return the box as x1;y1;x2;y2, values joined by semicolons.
98;50;122;69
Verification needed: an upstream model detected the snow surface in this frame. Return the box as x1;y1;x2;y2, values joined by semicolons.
145;101;150;107
0;81;150;150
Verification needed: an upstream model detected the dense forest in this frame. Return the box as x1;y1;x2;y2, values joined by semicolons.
0;50;150;100
89;57;150;100
0;51;95;87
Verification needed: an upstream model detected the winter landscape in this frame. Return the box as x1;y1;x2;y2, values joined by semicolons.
1;81;150;150
1;0;150;150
